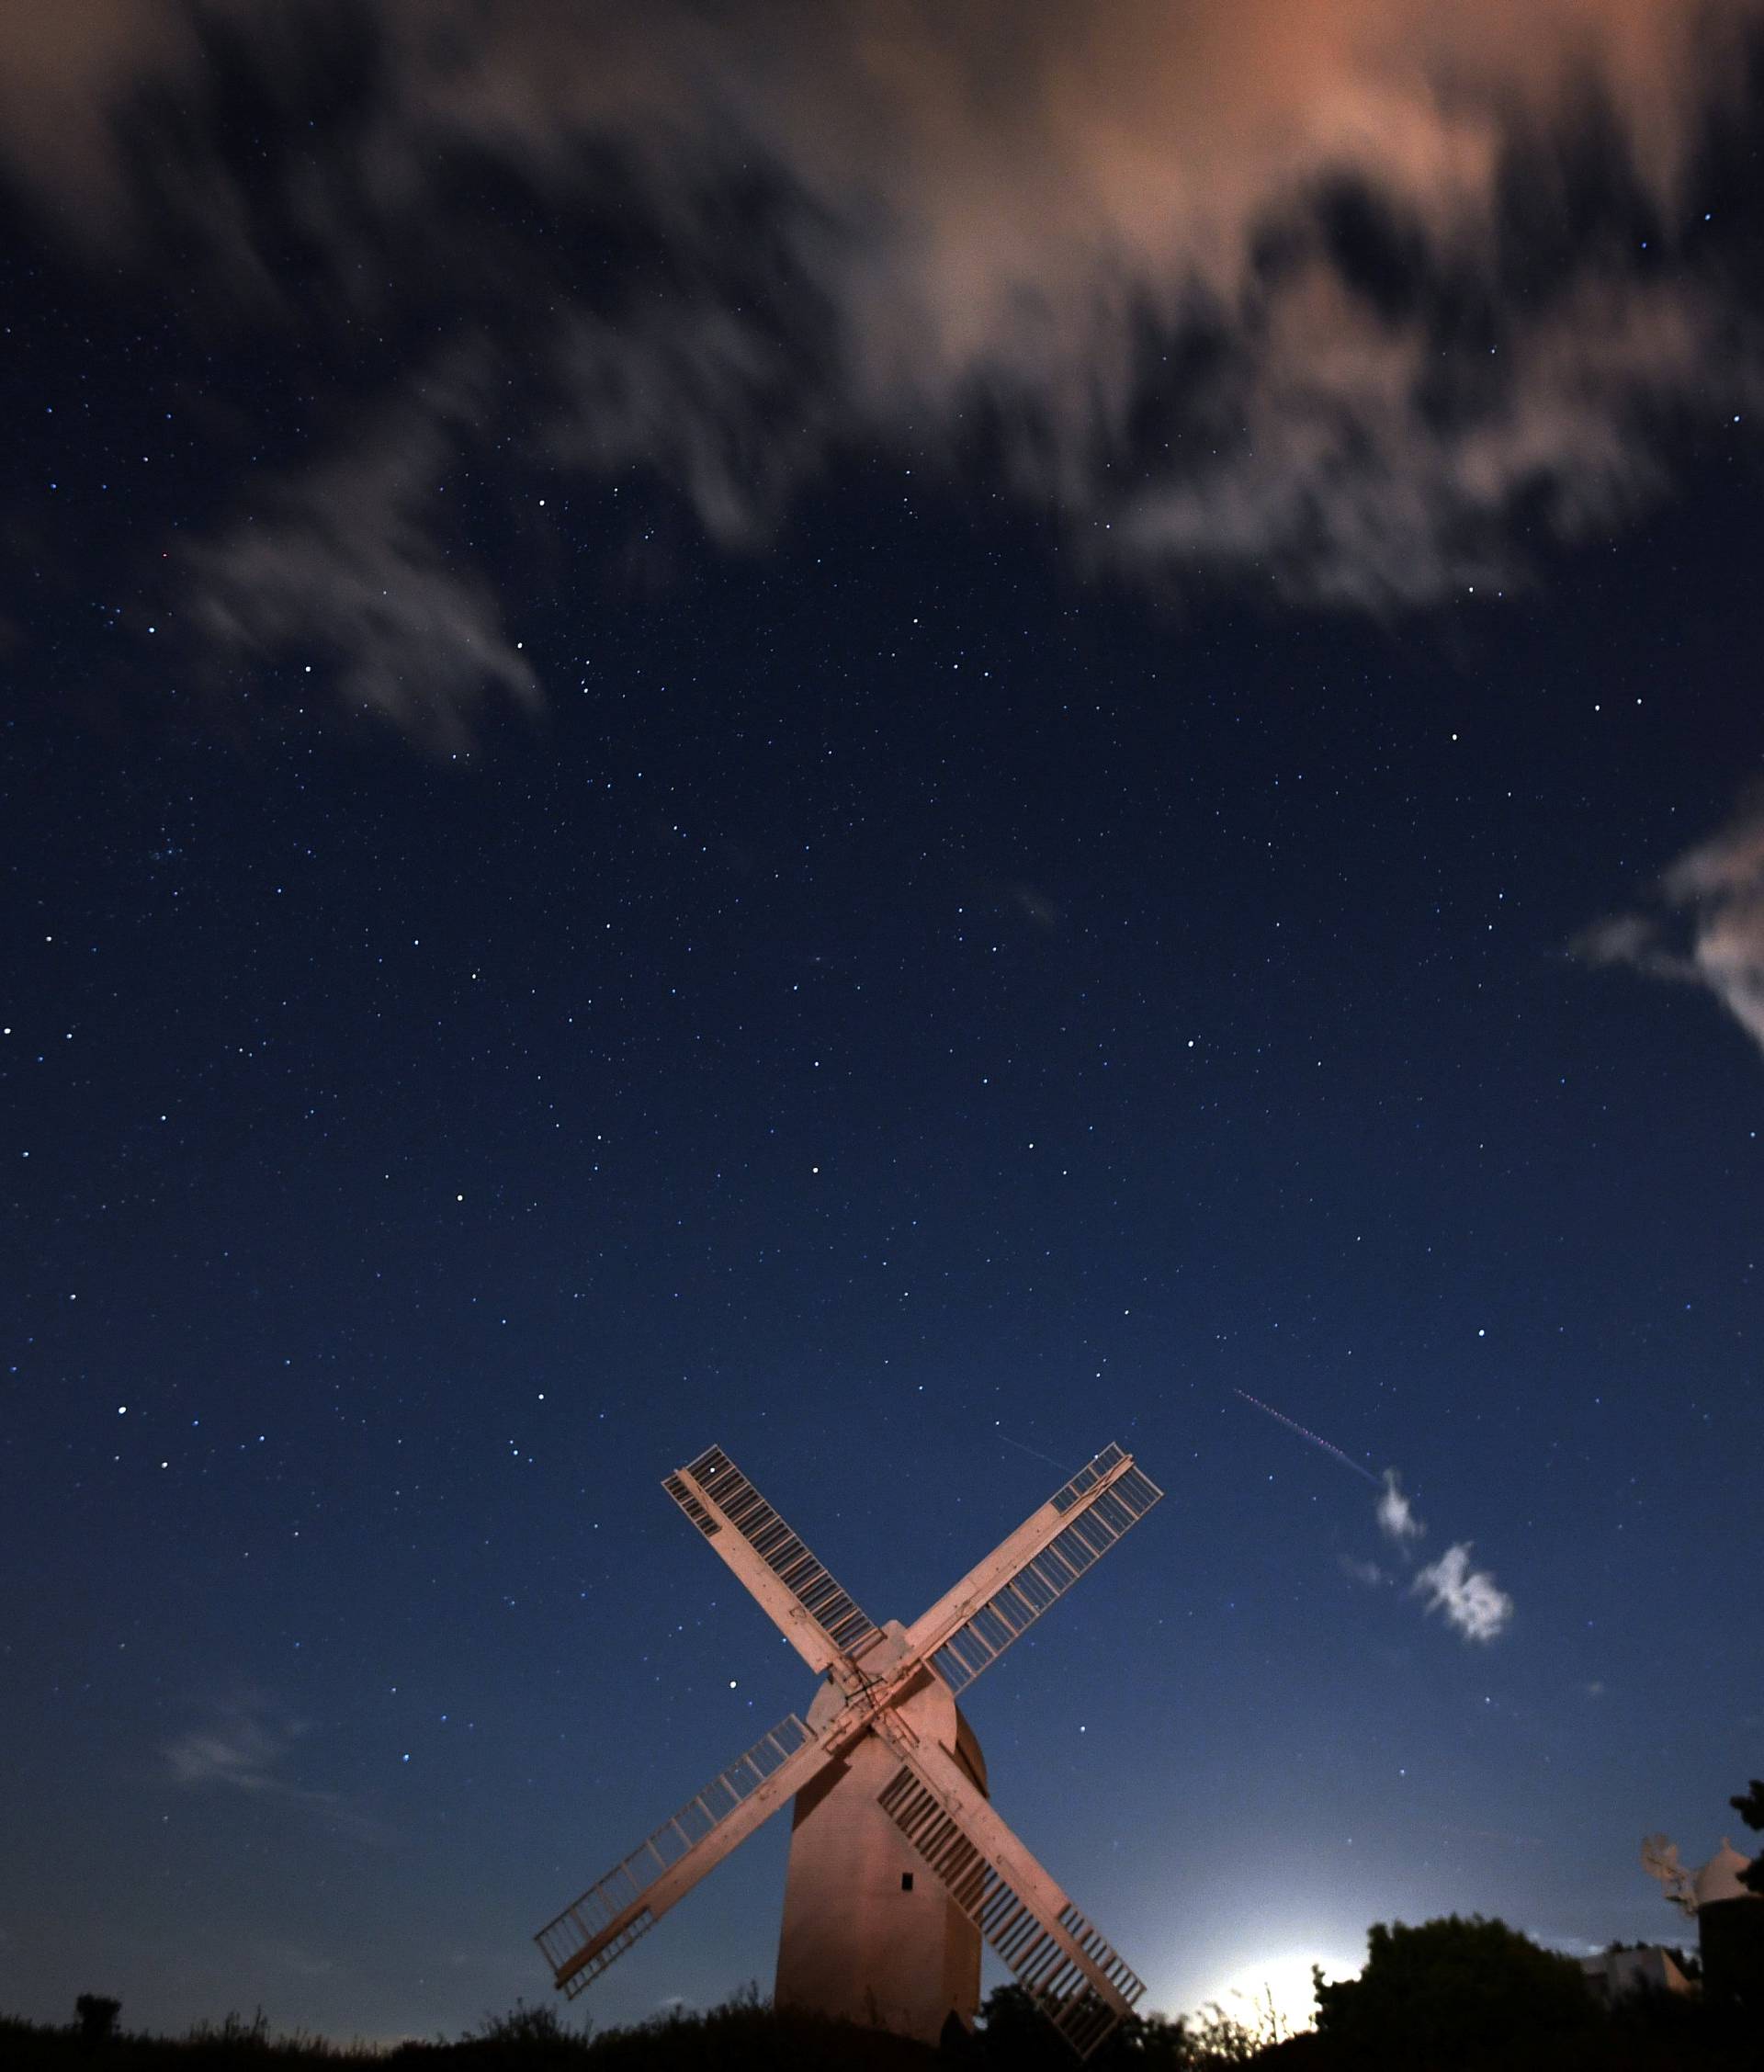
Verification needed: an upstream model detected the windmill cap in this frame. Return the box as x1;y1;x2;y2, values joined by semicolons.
1694;1840;1757;1906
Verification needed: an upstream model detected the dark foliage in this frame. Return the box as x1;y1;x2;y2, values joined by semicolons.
395;1992;932;2072
967;1982;1279;2069
76;2001;123;2051
1305;1913;1762;2070
2;1998;932;2072
1732;1778;1764;1897
1312;1916;1596;2069
3;1959;1758;2072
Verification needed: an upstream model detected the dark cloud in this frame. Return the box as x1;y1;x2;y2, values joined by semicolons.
4;1;1761;736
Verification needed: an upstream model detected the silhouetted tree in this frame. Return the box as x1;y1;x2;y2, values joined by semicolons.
974;1986;1204;2069
1731;1778;1764;1897
1312;1916;1595;2068
973;1986;1070;2072
74;1997;120;2050
1102;2005;1200;2068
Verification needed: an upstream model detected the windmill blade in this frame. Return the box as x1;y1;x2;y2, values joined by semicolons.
905;1443;1162;1694
664;1444;881;1678
537;1712;827;1997
873;1717;1145;2058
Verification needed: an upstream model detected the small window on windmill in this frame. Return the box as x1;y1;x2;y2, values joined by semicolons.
901;1873;914;1892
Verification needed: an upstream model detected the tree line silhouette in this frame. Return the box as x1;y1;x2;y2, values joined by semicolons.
14;1779;1758;2072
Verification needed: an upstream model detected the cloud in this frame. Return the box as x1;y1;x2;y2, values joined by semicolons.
1376;1467;1426;1543
165;1694;380;1834
2;3;1761;732
166;1699;305;1795
1011;885;1064;932
0;2;199;214
1364;1465;1513;1641
1573;795;1764;1057
183;364;541;751
258;1940;340;1980
1412;1541;1515;1642
1340;1553;1387;1587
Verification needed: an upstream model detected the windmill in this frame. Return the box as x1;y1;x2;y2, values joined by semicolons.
536;1440;1164;2057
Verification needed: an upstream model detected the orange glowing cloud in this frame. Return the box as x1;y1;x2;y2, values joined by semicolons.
2;2;1757;731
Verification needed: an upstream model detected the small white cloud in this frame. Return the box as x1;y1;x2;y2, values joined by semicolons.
1376;1467;1426;1544
1412;1542;1513;1643
1340;1554;1385;1587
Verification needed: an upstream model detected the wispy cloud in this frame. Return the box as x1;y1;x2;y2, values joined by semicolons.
1;4;1759;736
1412;1541;1515;1643
1376;1467;1426;1543
183;362;540;752
258;1940;341;1980
165;1694;382;1837
1574;794;1764;1059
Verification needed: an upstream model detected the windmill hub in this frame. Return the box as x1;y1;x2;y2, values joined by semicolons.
536;1440;1164;2058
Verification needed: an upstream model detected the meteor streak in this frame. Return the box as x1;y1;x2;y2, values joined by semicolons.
995;1429;1070;1470
1232;1388;1381;1486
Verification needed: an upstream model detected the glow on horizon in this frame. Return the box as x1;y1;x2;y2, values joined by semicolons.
1190;1948;1363;2039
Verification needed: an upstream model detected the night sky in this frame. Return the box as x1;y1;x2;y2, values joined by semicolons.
4;2;1763;2046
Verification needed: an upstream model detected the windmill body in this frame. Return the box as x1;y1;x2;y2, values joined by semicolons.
536;1441;1163;2057
775;1625;988;2041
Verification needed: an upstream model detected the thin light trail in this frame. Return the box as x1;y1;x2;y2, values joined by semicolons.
1232;1387;1381;1486
994;1429;1072;1471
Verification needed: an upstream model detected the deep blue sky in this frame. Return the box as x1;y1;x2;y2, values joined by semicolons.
3;2;1762;2045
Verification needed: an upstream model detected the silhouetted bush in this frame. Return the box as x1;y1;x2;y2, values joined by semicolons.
0;1978;1757;2072
459;2007;576;2051
1314;1915;1599;2068
967;1981;1283;2070
76;1999;122;2051
1731;1775;1764;1897
183;2013;271;2055
408;2001;588;2068
1312;1916;1593;2069
1176;1991;1294;2066
390;1990;933;2072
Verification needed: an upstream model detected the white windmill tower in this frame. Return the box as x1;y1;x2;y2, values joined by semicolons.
536;1440;1164;2057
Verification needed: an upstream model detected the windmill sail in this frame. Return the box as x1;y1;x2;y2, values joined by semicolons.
876;1730;1144;2058
909;1444;1162;1693
1641;1832;1698;1915
537;1712;822;1996
665;1444;881;1667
